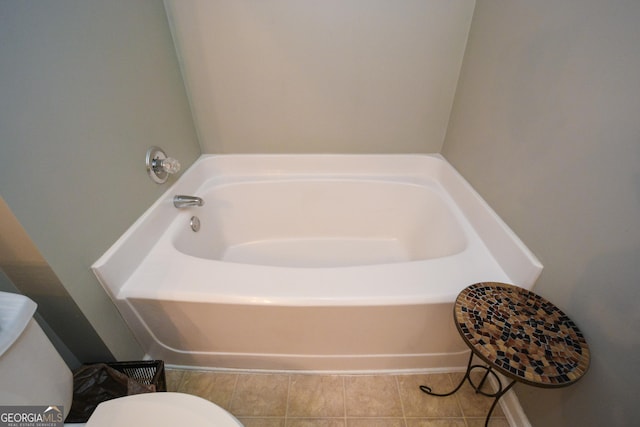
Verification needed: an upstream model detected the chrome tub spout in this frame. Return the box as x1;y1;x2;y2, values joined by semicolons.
173;195;205;208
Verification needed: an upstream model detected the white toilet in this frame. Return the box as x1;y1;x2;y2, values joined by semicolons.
0;292;242;426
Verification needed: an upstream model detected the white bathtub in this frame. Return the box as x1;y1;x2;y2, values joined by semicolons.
93;154;542;371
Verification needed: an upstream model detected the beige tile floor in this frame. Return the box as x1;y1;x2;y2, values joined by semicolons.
166;369;510;427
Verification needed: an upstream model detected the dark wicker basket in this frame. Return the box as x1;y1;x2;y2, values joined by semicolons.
67;360;167;423
106;360;166;392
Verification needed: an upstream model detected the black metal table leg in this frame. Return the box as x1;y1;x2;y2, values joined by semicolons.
419;352;516;427
419;351;474;397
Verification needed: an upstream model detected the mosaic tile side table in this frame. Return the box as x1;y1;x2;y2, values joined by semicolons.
420;282;590;427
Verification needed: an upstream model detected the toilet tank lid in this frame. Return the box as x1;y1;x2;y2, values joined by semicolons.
0;291;37;357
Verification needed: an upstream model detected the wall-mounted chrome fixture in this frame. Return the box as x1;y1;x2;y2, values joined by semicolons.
173;195;204;208
145;146;181;184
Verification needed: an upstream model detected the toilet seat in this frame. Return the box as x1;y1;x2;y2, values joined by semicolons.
85;392;243;426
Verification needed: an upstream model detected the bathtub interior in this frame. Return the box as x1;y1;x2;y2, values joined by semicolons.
173;179;468;268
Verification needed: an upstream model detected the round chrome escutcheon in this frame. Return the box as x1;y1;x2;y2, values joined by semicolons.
190;216;201;232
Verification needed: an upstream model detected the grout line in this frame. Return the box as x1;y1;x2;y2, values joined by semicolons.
340;375;347;427
284;374;292;423
449;372;468;422
173;369;185;392
227;372;240;412
394;375;408;427
342;375;348;424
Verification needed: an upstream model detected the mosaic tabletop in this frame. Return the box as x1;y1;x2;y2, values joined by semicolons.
455;282;590;387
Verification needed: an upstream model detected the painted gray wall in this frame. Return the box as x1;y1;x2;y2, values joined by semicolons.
443;1;640;425
0;0;200;360
165;0;475;154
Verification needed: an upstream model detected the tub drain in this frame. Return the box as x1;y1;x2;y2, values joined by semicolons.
190;216;200;232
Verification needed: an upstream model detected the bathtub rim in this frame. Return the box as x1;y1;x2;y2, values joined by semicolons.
92;153;543;304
